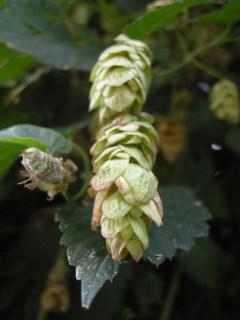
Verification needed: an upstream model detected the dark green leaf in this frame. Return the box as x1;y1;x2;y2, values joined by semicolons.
0;0;102;71
0;124;72;179
0;43;34;85
225;128;240;155
58;204;120;309
123;0;217;39
0;124;72;153
199;0;240;23
0;143;24;179
144;187;210;267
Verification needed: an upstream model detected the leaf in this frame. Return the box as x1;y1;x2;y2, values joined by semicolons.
225;128;240;155
0;0;102;71
0;143;25;179
144;187;210;267
0;43;34;85
123;0;217;39
199;0;240;23
0;124;72;179
58;204;120;309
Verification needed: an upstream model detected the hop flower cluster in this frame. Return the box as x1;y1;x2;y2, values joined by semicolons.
89;34;153;123
210;79;240;124
89;35;163;261
90;114;163;261
20;147;78;200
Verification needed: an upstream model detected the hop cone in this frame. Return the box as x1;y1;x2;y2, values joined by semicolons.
89;34;153;123
90;114;163;261
157;118;187;163
20;147;77;200
210;79;240;124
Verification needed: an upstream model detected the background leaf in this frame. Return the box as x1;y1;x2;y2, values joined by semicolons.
144;187;210;267
123;0;217;39
0;43;34;85
58;204;120;309
199;0;240;23
0;124;72;179
0;0;102;71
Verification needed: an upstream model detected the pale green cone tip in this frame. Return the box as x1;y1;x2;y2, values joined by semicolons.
89;35;153;123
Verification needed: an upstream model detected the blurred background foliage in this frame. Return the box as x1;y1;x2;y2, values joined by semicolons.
0;0;240;319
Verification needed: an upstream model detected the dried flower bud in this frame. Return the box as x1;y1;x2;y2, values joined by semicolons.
157;118;187;163
210;79;240;124
19;147;78;200
89;34;153;123
90;114;163;261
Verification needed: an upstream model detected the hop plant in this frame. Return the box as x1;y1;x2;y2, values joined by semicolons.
210;79;240;124
90;114;163;261
19;147;78;200
89;34;153;123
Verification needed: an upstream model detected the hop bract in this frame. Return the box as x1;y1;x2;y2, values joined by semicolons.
210;79;240;124
89;34;153;123
20;147;78;200
90;114;163;261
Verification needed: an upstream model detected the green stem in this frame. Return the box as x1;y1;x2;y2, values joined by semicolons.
69;142;91;201
160;264;182;320
192;59;224;80
156;24;232;79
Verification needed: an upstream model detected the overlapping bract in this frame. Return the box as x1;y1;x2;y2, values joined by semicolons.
90;114;163;261
89;34;152;123
210;79;240;124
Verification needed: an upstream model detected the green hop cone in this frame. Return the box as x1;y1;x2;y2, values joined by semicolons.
91;113;158;171
89;34;153;123
90;114;163;261
210;79;240;124
19;147;78;200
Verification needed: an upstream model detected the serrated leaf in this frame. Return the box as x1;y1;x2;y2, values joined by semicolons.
144;187;210;267
58;204;120;309
199;0;240;23
0;0;102;71
123;0;217;39
0;124;72;179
